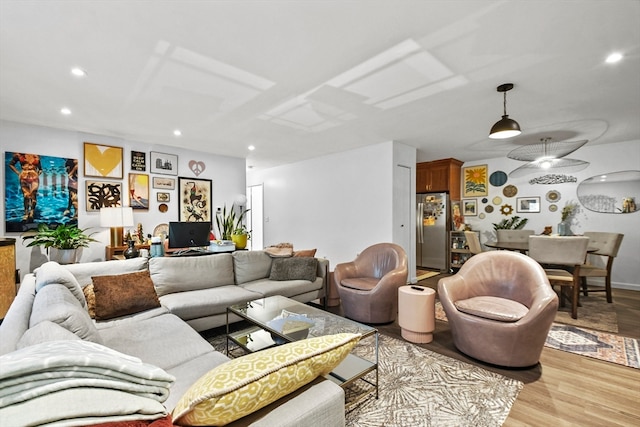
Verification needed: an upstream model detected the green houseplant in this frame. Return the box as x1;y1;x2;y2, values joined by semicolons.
492;216;529;230
215;204;250;241
22;223;98;264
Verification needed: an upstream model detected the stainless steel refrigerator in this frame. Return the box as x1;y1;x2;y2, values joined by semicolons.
416;192;449;271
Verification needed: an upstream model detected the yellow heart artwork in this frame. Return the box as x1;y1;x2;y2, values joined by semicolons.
84;143;122;178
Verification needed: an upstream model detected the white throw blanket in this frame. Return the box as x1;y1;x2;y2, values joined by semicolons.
0;340;175;426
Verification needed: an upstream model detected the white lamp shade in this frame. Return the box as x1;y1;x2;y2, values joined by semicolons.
100;207;134;227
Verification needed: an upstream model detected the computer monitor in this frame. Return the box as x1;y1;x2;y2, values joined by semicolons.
168;221;211;249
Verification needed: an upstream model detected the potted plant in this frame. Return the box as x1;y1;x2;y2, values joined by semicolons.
22;223;98;264
492;216;529;231
215;203;250;241
558;201;579;236
231;225;251;250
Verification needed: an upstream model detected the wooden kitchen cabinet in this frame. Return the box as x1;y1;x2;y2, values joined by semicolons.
0;238;16;319
416;158;463;200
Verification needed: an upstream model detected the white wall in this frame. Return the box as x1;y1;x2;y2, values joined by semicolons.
461;140;640;290
247;141;416;270
1;120;246;280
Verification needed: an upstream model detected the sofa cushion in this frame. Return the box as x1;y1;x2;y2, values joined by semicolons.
454;296;529;322
149;254;235;296
35;261;86;308
269;257;318;282
159;285;261;321
17;320;81;349
91;270;161;320
293;248;317;257
240;277;324;299
232;250;273;285
64;257;148;289
172;333;360;426
29;284;103;344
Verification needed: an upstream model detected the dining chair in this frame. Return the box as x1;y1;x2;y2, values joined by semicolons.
496;229;534;253
464;231;483;255
528;235;589;319
579;232;624;303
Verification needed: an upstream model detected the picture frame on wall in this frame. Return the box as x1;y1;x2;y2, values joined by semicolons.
85;180;123;212
462;164;488;197
463;199;477;216
128;173;149;210
517;196;541;213
157;192;170;202
178;176;212;222
83;142;123;179
152;176;175;190
131;150;146;171
150;151;178;175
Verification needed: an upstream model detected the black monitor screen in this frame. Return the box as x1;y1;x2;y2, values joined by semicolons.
168;222;211;249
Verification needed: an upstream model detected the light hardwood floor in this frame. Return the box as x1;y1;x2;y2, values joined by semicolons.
328;277;640;426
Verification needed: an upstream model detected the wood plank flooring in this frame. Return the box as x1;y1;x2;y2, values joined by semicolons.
327;276;640;426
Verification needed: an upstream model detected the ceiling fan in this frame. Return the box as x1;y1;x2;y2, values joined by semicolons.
507;137;590;178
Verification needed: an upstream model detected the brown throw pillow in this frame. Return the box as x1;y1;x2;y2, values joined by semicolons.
269;257;318;282
91;270;160;320
293;249;317;257
83;284;96;319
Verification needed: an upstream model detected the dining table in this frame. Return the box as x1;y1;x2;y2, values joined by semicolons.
484;240;598;253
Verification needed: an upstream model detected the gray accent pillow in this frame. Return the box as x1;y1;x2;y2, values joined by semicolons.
269;258;318;282
35;261;86;308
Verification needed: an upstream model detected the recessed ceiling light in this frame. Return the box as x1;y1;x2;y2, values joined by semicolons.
248;145;255;151
173;129;182;136
60;107;71;115
71;67;87;77
605;52;623;64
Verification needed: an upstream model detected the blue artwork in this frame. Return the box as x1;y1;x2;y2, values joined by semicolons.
5;152;79;232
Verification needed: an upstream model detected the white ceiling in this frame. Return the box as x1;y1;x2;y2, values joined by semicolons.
1;0;639;170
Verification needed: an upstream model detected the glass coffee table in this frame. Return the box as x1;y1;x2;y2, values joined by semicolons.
226;295;378;399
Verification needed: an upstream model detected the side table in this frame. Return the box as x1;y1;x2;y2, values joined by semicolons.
398;285;435;344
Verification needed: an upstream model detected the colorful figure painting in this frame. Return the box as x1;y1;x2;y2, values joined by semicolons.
5;152;78;232
178;177;212;222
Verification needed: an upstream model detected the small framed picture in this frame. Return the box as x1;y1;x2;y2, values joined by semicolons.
157;192;170;202
128;173;149;210
150;151;178;175
85;180;123;212
131;150;146;171
84;142;123;179
517;196;541;213
463;199;477;216
152;176;175;190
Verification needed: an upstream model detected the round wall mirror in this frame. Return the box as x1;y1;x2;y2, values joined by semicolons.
577;170;640;214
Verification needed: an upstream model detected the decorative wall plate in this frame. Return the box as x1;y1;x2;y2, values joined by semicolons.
503;185;518;198
489;171;508;187
500;204;514;215
546;190;561;202
482;198;488;203
485;205;494;213
549;204;558;212
158;203;169;213
492;196;502;205
479;213;486;219
153;223;168;237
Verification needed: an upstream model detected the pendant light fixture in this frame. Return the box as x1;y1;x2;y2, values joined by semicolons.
489;83;521;139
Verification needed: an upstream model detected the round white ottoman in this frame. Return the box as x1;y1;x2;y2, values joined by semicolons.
398;285;436;343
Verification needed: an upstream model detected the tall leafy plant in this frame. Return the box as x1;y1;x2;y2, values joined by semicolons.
215;204;249;240
492;216;528;230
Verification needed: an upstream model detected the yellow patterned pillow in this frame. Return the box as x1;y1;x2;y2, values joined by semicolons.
172;332;361;426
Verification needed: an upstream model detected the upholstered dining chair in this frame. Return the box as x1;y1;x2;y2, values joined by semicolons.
437;251;558;367
495;229;534;253
579;232;624;303
528;235;589;319
334;243;408;324
464;231;483;255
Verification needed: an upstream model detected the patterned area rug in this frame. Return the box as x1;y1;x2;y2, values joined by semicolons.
435;302;640;369
554;294;618;333
205;332;523;427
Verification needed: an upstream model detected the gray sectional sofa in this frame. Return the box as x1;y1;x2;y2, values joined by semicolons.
0;251;345;426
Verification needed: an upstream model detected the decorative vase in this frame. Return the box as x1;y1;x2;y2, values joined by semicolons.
557;221;573;236
49;248;78;264
123;240;139;259
231;234;248;250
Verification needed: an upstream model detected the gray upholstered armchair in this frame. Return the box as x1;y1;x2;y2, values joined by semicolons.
438;250;558;367
334;243;408;324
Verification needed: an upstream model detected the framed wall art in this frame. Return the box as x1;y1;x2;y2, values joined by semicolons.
5;152;79;231
128;173;149;210
462;164;488;197
516;196;541;213
150;151;178;175
157;192;170;202
152;176;175;190
131;150;146;171
84;142;123;179
178;177;212;222
85;180;123;212
463;199;477;216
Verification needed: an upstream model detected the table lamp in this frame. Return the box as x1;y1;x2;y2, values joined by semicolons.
100;207;134;247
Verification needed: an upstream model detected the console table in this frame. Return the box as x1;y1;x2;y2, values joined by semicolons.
105;244;150;260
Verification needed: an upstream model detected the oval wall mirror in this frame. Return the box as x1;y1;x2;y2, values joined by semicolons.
577;170;640;214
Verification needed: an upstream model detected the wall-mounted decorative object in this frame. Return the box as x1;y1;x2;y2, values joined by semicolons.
84;142;123;179
489;171;508;187
502;184;518;198
150;151;178;175
549;204;558;212
463;199;477;216
158;203;169;213
481;198;488;204
479;213;486;219
178;177;212;222
528;174;577;185
152;177;176;190
5;152;79;232
157;192;170;202
188;160;206;177
153;223;169;238
463;164;488;197
485;205;494;213
500;204;513;215
516;197;541;213
131;150;146;171
577;170;640;214
86;180;122;212
546;190;561;203
128;173;149;210
492;196;502;205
